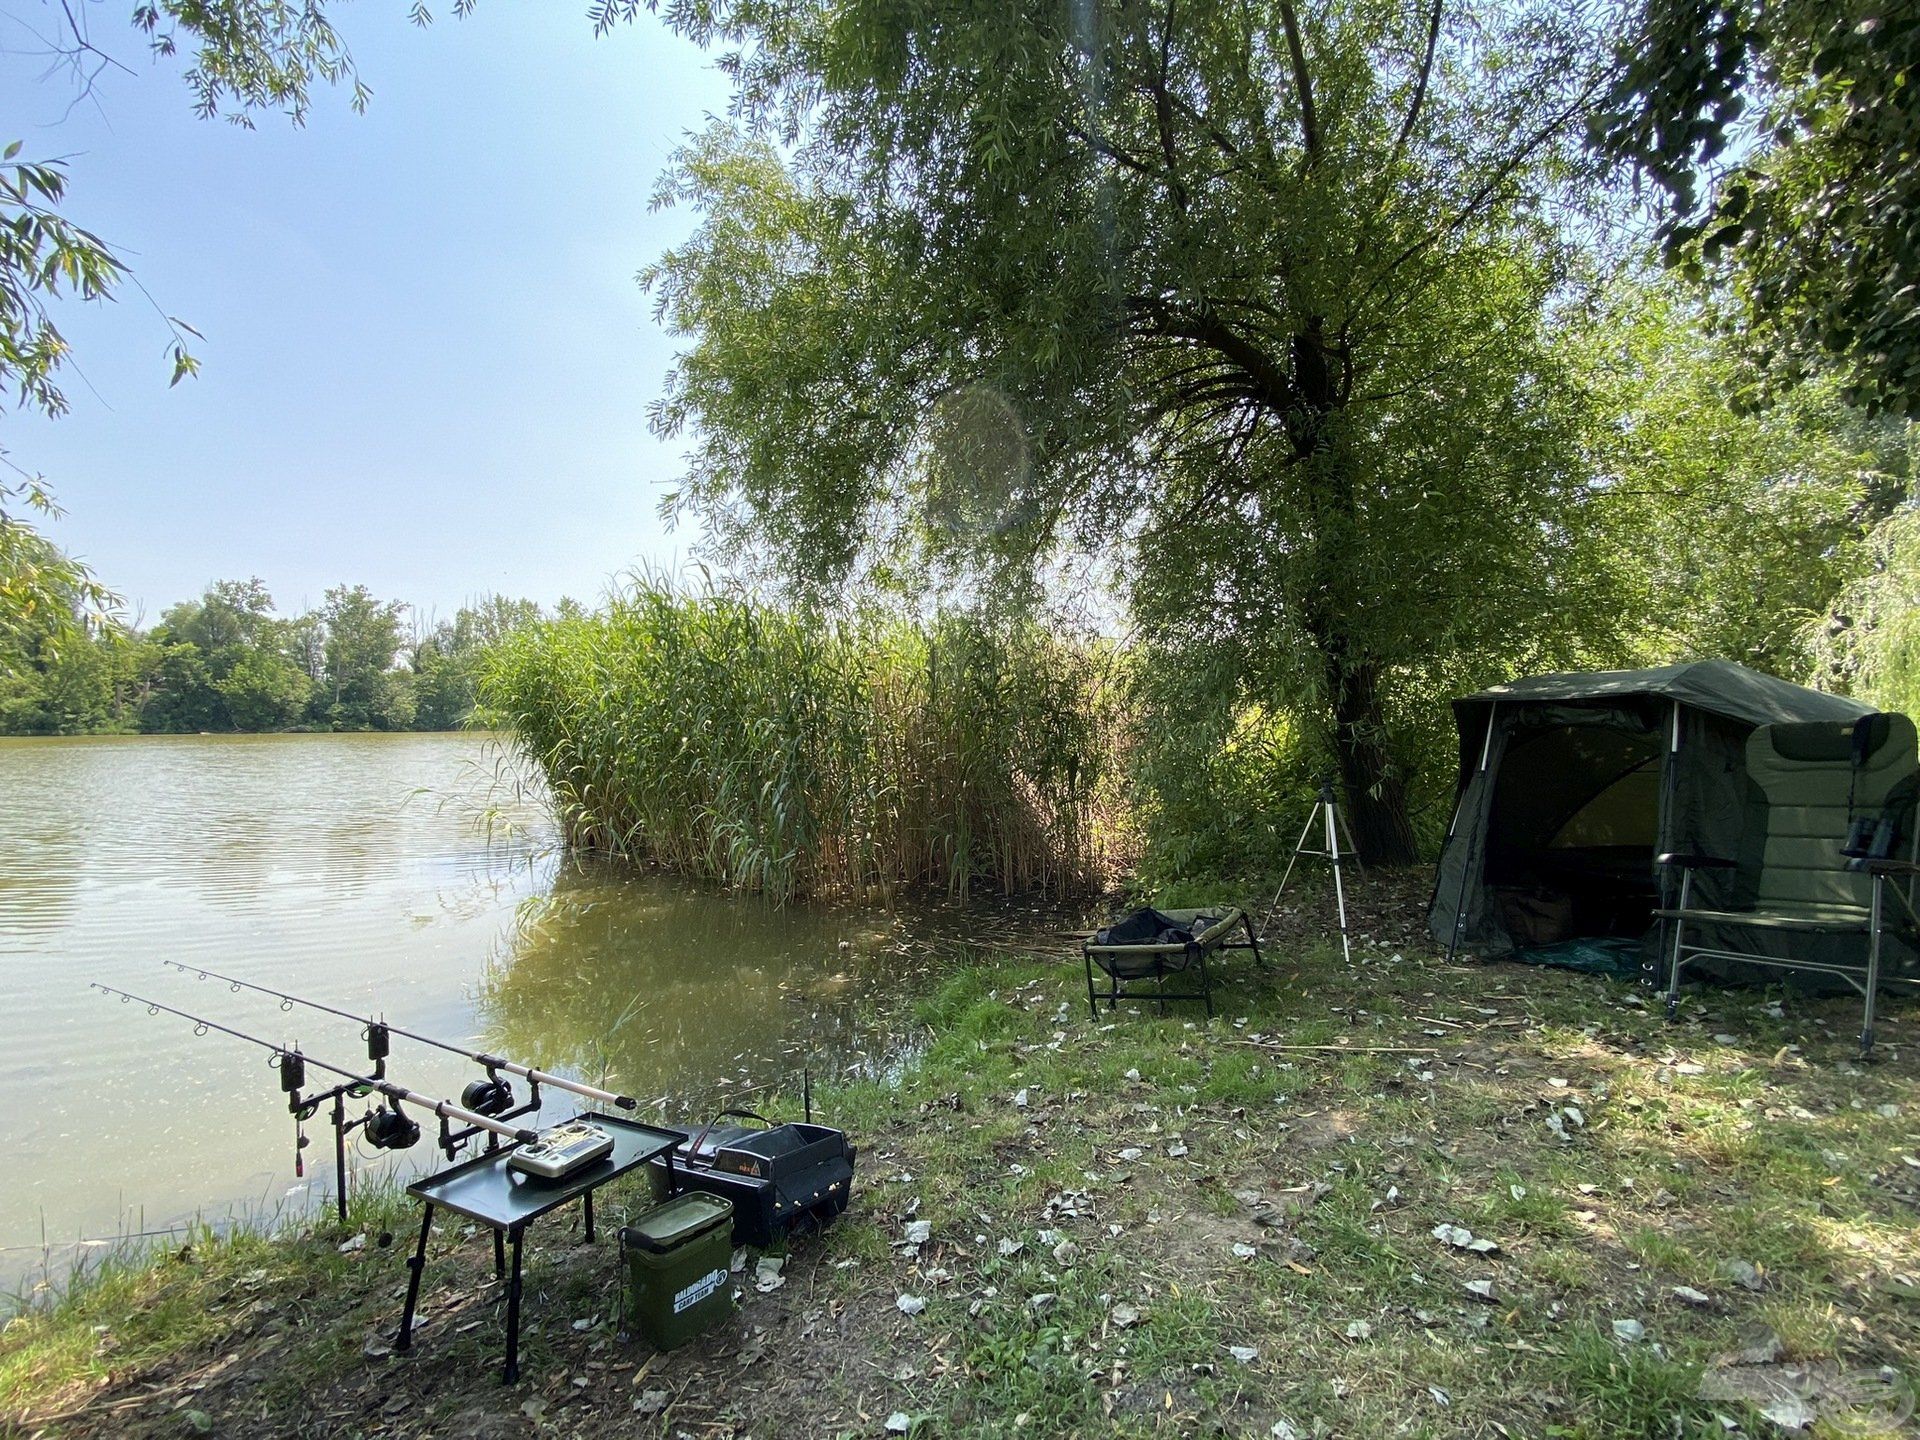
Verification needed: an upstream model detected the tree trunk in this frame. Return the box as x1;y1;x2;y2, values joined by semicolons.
1323;648;1419;865
1285;316;1420;865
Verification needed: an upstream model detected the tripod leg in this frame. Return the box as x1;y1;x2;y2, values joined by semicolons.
1260;806;1321;936
1325;802;1352;965
1333;800;1365;876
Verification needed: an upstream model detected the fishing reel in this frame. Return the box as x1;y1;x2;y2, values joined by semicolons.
365;1102;422;1152
461;1074;516;1117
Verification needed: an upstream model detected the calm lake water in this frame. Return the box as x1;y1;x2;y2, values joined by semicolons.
0;732;1055;1299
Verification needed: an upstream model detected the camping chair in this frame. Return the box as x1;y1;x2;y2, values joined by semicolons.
1082;908;1264;1019
1657;713;1920;1051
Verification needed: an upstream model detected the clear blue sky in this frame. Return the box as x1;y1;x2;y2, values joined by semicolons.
2;4;733;626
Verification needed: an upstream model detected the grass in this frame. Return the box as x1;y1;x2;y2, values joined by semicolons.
4;919;1917;1438
475;577;1131;902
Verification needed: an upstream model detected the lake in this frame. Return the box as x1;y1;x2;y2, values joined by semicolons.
0;732;1060;1300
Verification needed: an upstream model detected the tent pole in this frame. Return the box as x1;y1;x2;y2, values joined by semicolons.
1445;704;1498;962
1653;701;1684;986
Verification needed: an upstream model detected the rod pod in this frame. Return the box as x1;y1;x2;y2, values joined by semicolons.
161;960;637;1111
91;983;542;1217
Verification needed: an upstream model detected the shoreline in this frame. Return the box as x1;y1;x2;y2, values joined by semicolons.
6;903;1916;1438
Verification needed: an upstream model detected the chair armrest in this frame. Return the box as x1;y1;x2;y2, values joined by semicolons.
1858;857;1920;877
1655;853;1738;870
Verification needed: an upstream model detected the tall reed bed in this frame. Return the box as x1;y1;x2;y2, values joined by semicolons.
478;581;1127;902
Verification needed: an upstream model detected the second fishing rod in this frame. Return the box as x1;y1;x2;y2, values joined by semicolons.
162;959;638;1119
91;983;542;1220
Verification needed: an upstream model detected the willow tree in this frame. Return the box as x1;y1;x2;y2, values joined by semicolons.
643;0;1620;863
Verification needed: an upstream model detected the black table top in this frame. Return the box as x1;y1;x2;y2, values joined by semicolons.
407;1115;684;1231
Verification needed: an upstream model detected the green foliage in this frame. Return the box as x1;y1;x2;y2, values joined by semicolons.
1807;505;1920;716
1580;280;1912;672
136;641;223;733
0;478;116;678
0;150;129;420
216;646;313;730
478;577;1127;901
317;584;408;729
1128;676;1326;888
0;559;541;737
408;594;544;730
1593;0;1920;415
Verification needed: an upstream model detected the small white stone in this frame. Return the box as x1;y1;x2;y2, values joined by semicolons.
885;1412;912;1434
896;1294;927;1315
1345;1319;1372;1340
1612;1318;1646;1342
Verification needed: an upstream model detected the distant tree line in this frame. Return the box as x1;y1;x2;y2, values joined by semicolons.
0;560;554;736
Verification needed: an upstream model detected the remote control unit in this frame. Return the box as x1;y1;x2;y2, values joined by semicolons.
508;1120;616;1179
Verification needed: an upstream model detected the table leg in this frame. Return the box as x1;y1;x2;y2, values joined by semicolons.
583;1189;595;1244
493;1228;505;1280
502;1227;525;1385
395;1203;434;1353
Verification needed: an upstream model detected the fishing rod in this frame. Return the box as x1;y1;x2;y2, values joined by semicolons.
92;983;541;1219
160;959;637;1115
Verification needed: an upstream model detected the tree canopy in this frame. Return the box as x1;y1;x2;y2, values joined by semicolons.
644;0;1621;861
0;558;545;737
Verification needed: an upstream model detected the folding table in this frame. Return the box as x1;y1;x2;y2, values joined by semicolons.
396;1115;685;1382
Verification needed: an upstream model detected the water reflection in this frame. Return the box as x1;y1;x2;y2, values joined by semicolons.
476;859;945;1114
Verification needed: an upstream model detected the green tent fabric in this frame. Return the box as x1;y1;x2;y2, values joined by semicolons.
1427;660;1916;989
1458;659;1870;729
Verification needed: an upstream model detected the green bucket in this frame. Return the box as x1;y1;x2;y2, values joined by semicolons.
619;1193;736;1350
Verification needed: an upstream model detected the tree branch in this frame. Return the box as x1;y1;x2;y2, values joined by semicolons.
1388;0;1441;172
1152;0;1188;211
1353;81;1600;316
1127;295;1299;414
1276;0;1321;164
1059;115;1160;180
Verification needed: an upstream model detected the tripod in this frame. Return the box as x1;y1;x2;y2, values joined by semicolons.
1262;783;1362;963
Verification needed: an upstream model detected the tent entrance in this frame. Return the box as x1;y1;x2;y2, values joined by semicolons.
1482;718;1662;967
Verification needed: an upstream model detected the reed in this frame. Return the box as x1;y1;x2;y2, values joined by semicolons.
477;580;1128;902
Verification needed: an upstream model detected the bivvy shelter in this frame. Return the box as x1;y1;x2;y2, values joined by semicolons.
1426;660;1918;989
